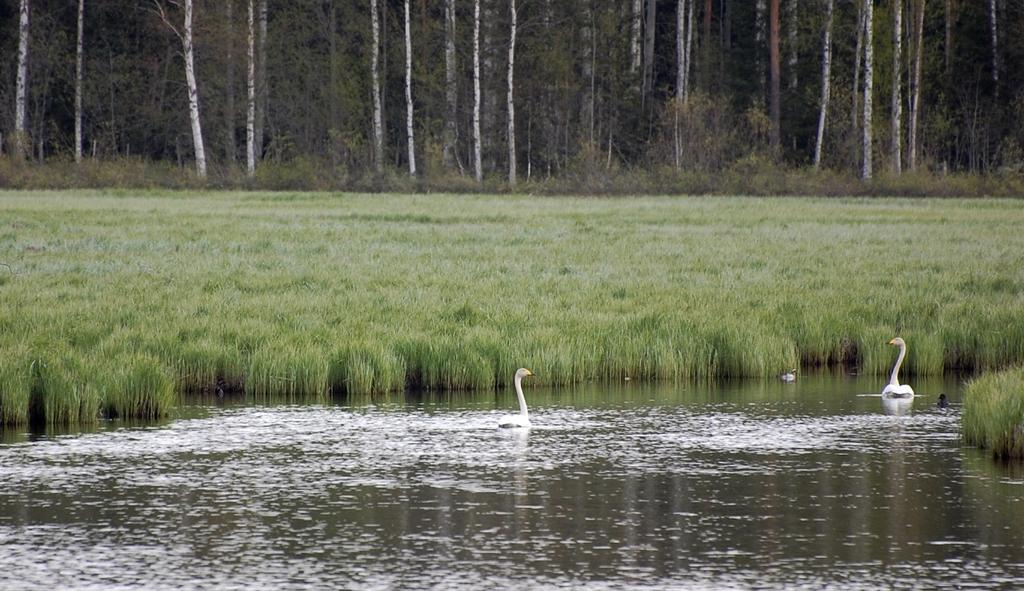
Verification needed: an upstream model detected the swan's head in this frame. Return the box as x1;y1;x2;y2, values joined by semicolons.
515;368;534;379
888;337;906;347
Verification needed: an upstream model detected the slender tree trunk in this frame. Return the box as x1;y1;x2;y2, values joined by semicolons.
909;0;924;170
862;0;874;180
473;0;483;183
989;0;998;98
370;0;384;173
442;0;457;170
944;0;953;75
404;0;416;176
182;0;206;177
254;0;267;162
675;0;685;168
755;0;766;100
814;0;833;170
703;0;711;88
685;0;694;97
643;0;655;105
246;0;256;175
787;0;798;90
15;0;30;159
631;0;642;73
852;0;864;169
769;0;781;155
507;0;517;187
225;0;236;165
892;0;902;174
75;0;84;164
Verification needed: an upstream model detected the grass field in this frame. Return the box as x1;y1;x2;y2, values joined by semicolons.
1;191;1023;424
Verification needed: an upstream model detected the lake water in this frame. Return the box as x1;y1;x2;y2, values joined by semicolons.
1;373;1022;590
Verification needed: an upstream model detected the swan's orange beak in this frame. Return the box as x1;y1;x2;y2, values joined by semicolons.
524;369;534;377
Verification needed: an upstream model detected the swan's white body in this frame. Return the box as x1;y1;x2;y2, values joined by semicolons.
780;369;797;383
499;368;533;428
882;337;915;398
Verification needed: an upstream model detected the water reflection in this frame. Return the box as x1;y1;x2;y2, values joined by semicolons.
0;372;1021;589
881;395;914;416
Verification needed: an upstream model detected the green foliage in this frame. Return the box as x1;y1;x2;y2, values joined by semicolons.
1;190;1023;425
962;367;1024;458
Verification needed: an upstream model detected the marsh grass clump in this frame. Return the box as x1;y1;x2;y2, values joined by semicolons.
29;350;102;425
962;367;1024;458
0;349;33;425
248;345;330;403
102;355;177;420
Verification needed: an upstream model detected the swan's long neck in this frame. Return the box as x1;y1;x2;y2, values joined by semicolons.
514;374;529;416
889;343;907;386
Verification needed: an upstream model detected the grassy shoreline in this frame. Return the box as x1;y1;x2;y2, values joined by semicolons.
2;191;1023;424
963;367;1024;459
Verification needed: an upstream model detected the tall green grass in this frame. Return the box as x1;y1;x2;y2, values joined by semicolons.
1;191;1023;424
962;367;1024;458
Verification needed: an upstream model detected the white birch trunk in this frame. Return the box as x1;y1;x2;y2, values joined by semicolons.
473;0;482;184
370;0;384;172
246;0;256;175
183;0;206;177
891;0;902;174
507;0;517;187
224;0;236;165
75;0;84;164
15;0;30;159
255;0;267;162
404;0;416;176
813;0;833;170
631;0;642;73
852;0;864;167
675;0;685;168
443;0;457;170
684;0;694;97
909;0;924;170
862;0;873;180
989;0;998;96
643;0;656;103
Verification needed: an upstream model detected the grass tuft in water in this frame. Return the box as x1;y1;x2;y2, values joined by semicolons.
102;354;178;420
962;366;1024;458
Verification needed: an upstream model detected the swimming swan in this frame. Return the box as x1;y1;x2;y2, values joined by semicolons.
498;368;534;428
780;369;797;382
882;337;915;398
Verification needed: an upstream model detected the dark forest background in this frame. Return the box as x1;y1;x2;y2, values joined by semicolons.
1;0;1023;194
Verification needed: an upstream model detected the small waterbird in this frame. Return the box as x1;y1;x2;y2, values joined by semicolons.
780;369;797;382
499;368;534;428
937;393;949;409
882;337;915;398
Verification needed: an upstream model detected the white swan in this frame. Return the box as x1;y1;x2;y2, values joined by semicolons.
882;337;915;397
498;368;534;428
780;369;797;382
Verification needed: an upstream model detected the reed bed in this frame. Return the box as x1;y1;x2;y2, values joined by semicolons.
962;367;1024;458
1;191;1022;424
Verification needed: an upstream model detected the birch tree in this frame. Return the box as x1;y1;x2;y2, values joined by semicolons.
642;0;655;105
862;0;874;180
908;0;925;170
254;0;267;163
787;0;798;90
813;0;833;170
852;0;864;167
14;0;30;159
442;0;457;170
675;0;686;168
154;0;207;178
769;0;781;155
507;0;518;187
75;0;84;163
246;0;256;175
473;0;482;184
630;0;642;73
224;0;236;165
404;0;416;176
892;0;902;174
370;0;384;173
989;0;998;98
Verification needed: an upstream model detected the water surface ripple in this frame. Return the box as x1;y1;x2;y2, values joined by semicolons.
1;375;1022;590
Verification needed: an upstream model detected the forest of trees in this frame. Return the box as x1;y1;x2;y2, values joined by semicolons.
1;0;1023;191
